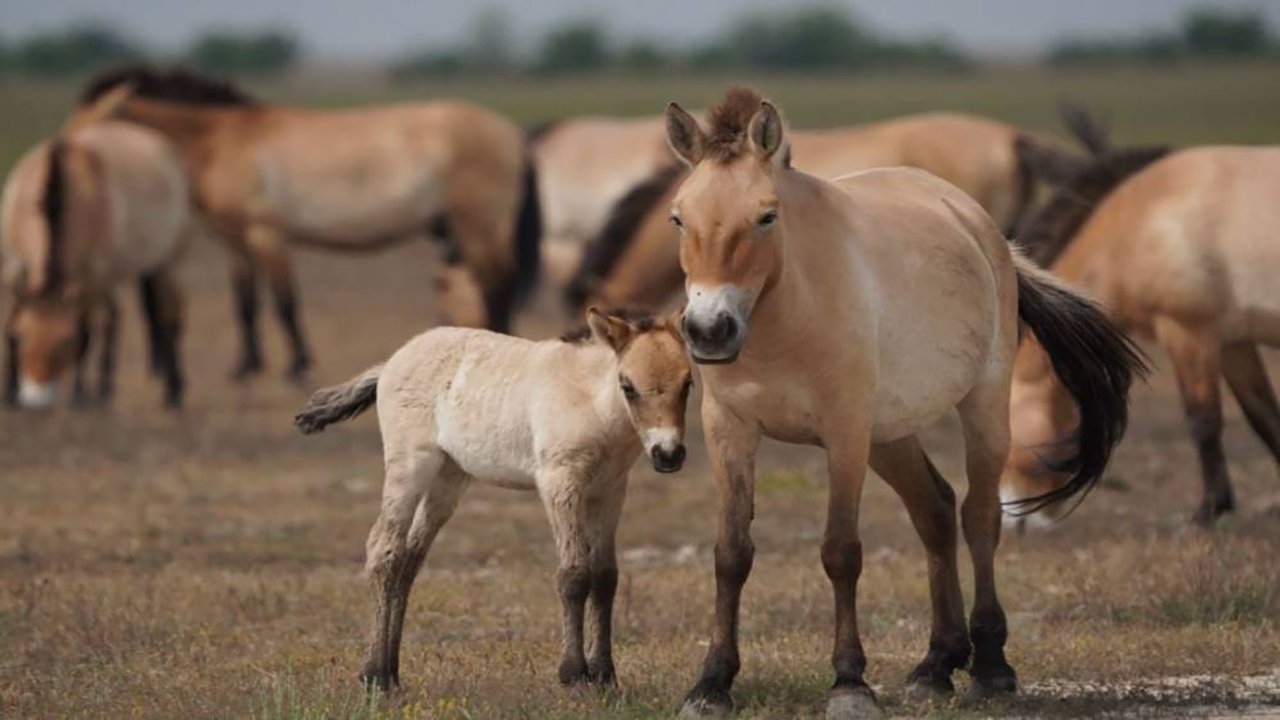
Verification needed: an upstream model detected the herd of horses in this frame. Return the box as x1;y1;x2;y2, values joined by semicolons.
4;66;1278;717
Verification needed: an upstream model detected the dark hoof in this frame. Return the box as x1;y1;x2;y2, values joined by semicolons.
969;669;1018;698
902;675;954;705
359;669;398;693
826;685;884;719
559;657;590;686
1192;499;1233;527
679;696;732;719
587;659;616;686
286;357;312;384
231;357;264;382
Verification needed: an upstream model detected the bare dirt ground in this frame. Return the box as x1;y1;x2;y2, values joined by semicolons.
2;239;1278;719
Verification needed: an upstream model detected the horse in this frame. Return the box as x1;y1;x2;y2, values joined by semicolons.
294;308;693;691
72;66;541;380
530;116;671;284
565;111;1056;313
1001;130;1280;526
2;119;189;408
663;88;1145;718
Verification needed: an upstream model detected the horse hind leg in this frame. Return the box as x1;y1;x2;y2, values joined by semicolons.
247;224;311;381
582;473;627;685
1222;342;1280;470
95;296;119;404
361;444;467;691
1157;320;1233;524
957;377;1018;697
869;436;969;701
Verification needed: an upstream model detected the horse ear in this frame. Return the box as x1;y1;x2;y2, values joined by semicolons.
748;101;785;162
665;103;705;166
587;307;635;353
1015;134;1089;188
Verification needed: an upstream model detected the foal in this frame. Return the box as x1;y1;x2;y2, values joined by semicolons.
295;309;692;690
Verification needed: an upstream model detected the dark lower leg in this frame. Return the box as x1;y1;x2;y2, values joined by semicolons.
684;526;754;710
557;563;592;684
823;532;868;693
138;275;163;375
962;494;1016;694
484;282;515;335
96;303;118;403
70;318;91;406
272;287;311;380
231;264;263;379
1222;343;1280;465
4;333;17;406
586;564;618;684
1189;407;1233;524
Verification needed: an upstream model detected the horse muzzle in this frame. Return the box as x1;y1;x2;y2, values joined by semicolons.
18;380;57;409
650;444;687;473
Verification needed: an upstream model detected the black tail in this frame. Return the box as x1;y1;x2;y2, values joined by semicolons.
511;160;542;308
38;140;67;296
1009;256;1149;515
294;364;382;435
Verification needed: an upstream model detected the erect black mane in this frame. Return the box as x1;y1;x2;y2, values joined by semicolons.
559;308;659;344
80;65;257;107
563;164;684;310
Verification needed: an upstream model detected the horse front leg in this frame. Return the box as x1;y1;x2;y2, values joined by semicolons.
822;425;880;720
681;399;760;718
227;248;263;380
247;224;311;382
95;296;119;405
69;314;91;408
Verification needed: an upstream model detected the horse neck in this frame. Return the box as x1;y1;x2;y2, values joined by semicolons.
552;341;632;438
114;99;246;175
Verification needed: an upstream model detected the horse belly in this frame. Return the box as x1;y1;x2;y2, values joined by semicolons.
434;381;537;488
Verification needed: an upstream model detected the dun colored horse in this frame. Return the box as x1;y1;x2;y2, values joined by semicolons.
2;120;189;408
566;111;1049;312
1001;129;1280;526
664;89;1144;718
73;67;541;379
295;309;692;690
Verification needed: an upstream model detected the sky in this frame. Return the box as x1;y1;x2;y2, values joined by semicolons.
5;0;1280;60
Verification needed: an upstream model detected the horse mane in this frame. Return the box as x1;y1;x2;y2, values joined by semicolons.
704;86;765;162
560;307;660;344
35;140;68;297
80;65;257;107
563;164;684;310
526;119;562;144
1019;146;1171;267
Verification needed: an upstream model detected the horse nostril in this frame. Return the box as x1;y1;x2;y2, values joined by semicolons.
683;317;704;344
671;445;686;467
709;314;736;344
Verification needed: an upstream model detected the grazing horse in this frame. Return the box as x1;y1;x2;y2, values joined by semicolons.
2;121;189;408
73;66;541;379
1002;140;1280;526
530;116;671;284
294;309;692;690
566;112;1049;312
664;89;1144;718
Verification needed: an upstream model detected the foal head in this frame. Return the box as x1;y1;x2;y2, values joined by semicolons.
586;308;692;473
5;139;100;408
663;87;788;363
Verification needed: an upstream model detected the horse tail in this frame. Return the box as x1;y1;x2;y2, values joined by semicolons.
37;140;67;296
1009;253;1149;514
510;158;542;309
294;363;383;435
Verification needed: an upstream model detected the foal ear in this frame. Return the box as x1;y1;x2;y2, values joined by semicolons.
587;307;635;353
748;101;786;163
665;102;705;167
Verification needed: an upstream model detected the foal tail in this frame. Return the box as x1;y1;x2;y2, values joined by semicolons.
1011;255;1149;514
294;363;383;435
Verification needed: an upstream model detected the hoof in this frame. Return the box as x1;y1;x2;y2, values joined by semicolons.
286;357;313;384
968;671;1017;699
826;686;884;720
359;671;398;693
679;697;732;719
902;677;954;705
230;358;264;382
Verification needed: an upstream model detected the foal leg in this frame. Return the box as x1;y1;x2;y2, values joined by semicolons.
681;399;761;718
540;467;597;685
362;447;464;690
95;296;119;404
869;437;968;700
584;472;627;685
1157;320;1233;524
821;427;880;720
1222;342;1280;469
247;223;311;381
958;382;1018;697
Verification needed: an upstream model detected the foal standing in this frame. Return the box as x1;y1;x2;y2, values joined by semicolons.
295;309;692;690
664;89;1145;718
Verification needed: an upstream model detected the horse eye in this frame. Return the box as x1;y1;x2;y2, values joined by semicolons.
670;214;684;229
620;379;638;400
757;210;778;228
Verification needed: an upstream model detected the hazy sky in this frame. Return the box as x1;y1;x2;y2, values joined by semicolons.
6;0;1280;59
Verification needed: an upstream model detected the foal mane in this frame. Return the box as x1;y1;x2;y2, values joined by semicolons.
703;86;766;163
80;65;258;107
559;308;659;344
1019;145;1170;267
564;164;684;310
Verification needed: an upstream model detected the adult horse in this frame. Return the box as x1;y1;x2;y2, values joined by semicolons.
2;119;189;408
566;111;1054;312
664;89;1144;718
1002;136;1280;526
74;67;541;379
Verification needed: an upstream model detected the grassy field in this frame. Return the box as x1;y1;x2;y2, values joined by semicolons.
2;63;1280;719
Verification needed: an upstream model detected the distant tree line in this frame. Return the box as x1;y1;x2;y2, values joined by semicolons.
1048;9;1276;66
390;6;971;79
0;23;299;77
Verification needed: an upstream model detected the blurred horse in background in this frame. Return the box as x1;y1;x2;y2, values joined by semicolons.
565;111;1064;313
1002;114;1280;526
2;119;190;409
73;66;541;380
